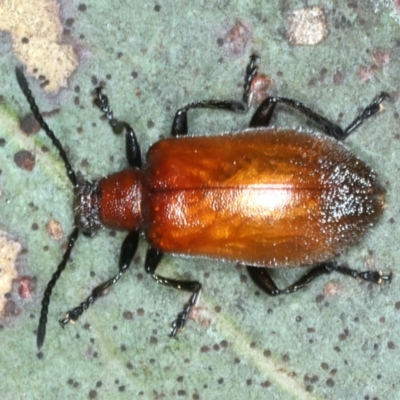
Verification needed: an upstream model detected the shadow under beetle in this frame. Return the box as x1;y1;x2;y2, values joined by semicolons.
15;55;392;350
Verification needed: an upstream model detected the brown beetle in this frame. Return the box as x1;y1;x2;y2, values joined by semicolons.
15;55;391;349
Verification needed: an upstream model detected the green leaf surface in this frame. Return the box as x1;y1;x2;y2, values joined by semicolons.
1;1;400;399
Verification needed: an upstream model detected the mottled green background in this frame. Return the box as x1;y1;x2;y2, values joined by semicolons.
1;1;400;399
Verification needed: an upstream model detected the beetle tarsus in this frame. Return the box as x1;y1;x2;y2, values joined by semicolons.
170;312;187;338
243;53;259;107
170;290;200;337
60;310;80;326
60;298;93;327
341;92;389;138
357;270;392;284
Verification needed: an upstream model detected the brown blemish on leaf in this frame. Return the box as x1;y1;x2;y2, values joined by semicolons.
0;0;78;92
220;20;253;56
19;113;41;136
371;50;390;68
17;276;35;299
14;150;35;171
323;281;341;297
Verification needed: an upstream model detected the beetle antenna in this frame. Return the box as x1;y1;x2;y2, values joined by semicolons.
15;68;81;349
36;228;79;350
15;67;78;187
36;228;79;349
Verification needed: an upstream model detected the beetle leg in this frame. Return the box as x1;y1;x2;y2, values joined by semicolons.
247;261;392;296
248;103;276;128
171;54;259;137
59;230;139;327
94;88;142;168
250;92;389;140
145;246;202;337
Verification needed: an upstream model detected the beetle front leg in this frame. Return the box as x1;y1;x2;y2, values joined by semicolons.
145;247;202;337
171;54;259;136
94;88;142;168
247;261;392;296
60;230;139;327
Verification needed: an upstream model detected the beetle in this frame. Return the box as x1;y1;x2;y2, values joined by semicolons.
15;55;391;350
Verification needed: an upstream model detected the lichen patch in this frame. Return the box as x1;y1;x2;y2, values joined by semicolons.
287;7;329;46
0;231;21;315
0;0;78;92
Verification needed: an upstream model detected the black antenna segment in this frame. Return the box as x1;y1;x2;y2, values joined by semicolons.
15;67;77;187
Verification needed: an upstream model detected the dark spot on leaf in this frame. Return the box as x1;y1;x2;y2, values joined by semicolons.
19;114;40;135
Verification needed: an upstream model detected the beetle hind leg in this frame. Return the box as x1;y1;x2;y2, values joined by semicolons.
247;261;392;296
145;247;202;337
250;92;389;140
